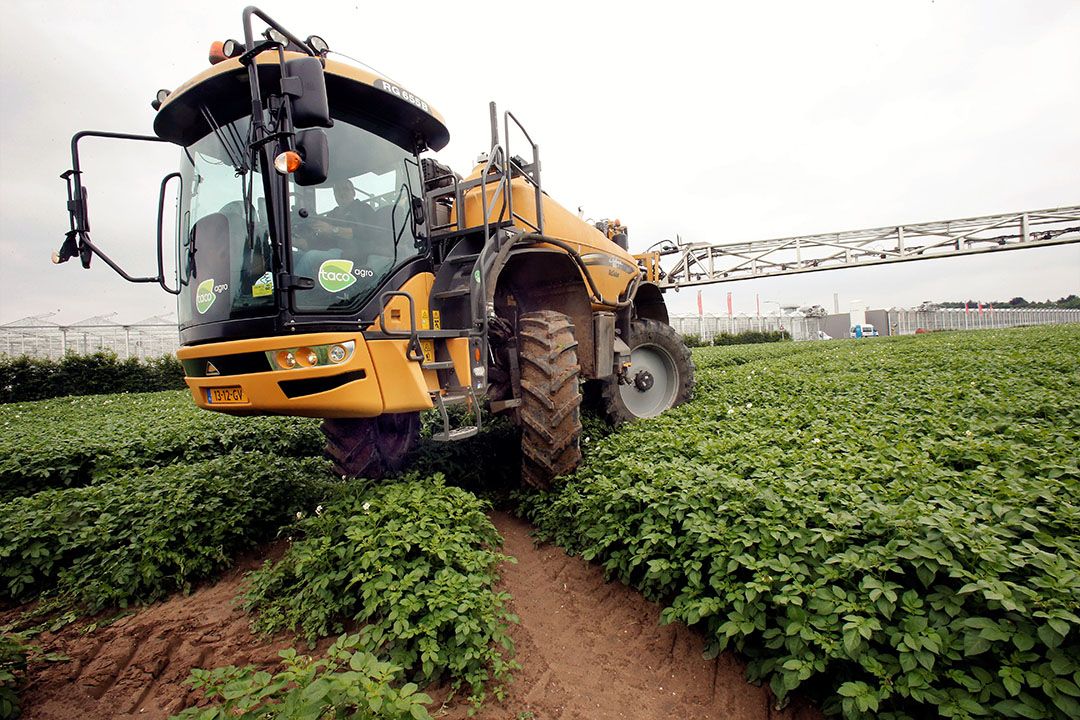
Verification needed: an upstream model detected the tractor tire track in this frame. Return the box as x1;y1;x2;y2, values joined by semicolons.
438;511;819;720
21;544;294;720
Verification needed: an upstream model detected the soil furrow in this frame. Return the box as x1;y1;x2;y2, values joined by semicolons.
19;513;819;720
441;511;818;720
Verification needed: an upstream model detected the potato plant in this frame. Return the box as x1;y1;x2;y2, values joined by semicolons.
171;634;433;720
243;475;516;703
0;453;331;610
0;632;30;719
0;391;323;500
522;327;1080;719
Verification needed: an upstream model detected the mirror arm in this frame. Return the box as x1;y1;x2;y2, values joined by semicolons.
63;131;164;246
241;6;315;58
57;130;172;287
238;6;318;141
66;233;160;284
275;44;298;147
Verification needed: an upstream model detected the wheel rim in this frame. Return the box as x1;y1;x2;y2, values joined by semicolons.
619;343;679;418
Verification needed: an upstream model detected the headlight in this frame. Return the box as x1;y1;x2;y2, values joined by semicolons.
275;350;297;369
267;341;355;370
295;347;319;367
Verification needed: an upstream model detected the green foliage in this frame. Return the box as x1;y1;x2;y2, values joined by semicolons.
0;632;29;720
410;415;522;501
520;326;1080;719
243;475;516;702
0;391;322;500
0;352;185;403
0;629;65;720
171;634;432;720
712;329;791;346
682;333;707;348
0;454;332;611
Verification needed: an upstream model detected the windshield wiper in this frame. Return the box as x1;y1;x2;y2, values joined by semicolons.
199;105;249;174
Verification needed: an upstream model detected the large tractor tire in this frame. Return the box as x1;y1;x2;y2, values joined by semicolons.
321;412;421;479
601;318;694;424
517;310;583;490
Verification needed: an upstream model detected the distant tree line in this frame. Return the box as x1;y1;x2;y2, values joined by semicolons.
938;295;1080;310
0;352;186;403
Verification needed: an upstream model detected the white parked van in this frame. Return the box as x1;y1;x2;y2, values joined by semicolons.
850;324;879;338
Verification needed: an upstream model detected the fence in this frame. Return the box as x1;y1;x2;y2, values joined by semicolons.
0;316;180;360
670;314;826;342
671;308;1080;343
887;308;1080;335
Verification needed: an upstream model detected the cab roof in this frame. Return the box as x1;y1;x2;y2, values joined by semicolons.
153;53;449;152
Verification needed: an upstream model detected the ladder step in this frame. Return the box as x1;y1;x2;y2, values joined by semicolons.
429;385;481;441
421;360;455;371
446;253;480;265
438;391;471;405
432;287;470;300
433;426;480;442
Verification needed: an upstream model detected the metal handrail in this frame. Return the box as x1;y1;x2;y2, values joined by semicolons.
375;290;424;361
504;110;543;234
479;144;509;240
473;145;510;337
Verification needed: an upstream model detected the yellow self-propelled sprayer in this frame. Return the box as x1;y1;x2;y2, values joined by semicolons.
55;6;693;486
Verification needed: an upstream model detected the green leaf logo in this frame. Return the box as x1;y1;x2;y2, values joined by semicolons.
196;278;216;314
318;259;357;292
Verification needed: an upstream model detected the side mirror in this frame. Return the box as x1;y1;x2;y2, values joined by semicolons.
156;172;182;294
282;57;330;129
411;195;425;226
294;129;329;186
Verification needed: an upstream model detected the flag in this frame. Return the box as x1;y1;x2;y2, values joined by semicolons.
756;294;761;317
978;302;984;315
989;303;994;313
965;301;969;314
726;292;733;318
697;290;703;316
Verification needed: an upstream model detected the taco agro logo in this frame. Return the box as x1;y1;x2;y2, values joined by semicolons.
196;279;216;314
318;259;357;292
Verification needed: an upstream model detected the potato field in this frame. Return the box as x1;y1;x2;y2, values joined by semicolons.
2;326;1078;720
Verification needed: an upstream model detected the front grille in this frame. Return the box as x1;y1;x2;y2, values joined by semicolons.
182;352;272;378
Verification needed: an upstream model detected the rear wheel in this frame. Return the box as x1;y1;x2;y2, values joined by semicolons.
322;412;420;479
601;319;694;424
517;311;583;489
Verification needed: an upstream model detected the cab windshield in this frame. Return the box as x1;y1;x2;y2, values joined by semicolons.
177;116;271;327
177;114;424;327
289;119;424;313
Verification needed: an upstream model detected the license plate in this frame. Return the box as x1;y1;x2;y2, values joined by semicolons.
206;386;247;404
420;339;435;364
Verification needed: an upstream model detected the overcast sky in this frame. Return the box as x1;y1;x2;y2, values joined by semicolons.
0;0;1077;325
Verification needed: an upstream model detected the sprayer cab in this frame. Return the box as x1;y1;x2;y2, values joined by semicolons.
59;7;451;348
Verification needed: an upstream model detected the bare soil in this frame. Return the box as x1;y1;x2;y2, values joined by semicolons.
443;513;818;720
19;514;819;720
20;544;298;720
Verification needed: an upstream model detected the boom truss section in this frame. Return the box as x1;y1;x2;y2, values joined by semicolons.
658;205;1080;288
